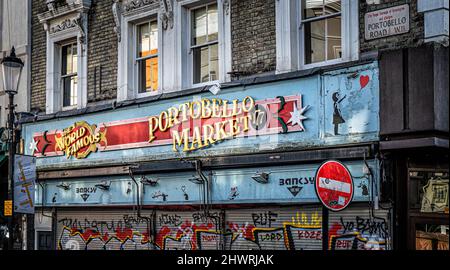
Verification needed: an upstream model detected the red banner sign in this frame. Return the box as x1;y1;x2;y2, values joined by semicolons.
30;95;310;158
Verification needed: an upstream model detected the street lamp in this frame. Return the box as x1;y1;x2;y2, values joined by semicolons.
1;46;24;250
2;47;24;95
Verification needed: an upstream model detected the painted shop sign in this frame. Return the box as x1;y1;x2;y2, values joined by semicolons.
23;62;380;168
55;121;107;158
35;160;378;206
30;95;308;158
13;155;36;214
365;4;410;40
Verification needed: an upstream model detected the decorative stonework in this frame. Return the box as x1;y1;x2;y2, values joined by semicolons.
223;0;230;16
160;0;173;30
75;14;87;45
124;0;158;12
49;18;78;34
112;0;122;42
46;0;56;12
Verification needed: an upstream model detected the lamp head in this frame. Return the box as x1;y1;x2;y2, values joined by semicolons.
1;47;24;95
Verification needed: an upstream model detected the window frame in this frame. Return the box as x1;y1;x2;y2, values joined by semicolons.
275;0;358;74
188;2;220;87
44;15;88;114
406;166;449;250
117;8;162;102
60;40;78;110
134;19;160;98
299;0;348;69
176;0;231;90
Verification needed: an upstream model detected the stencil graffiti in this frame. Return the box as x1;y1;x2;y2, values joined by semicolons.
181;186;189;200
228;187;239;200
152;191;168;201
279;177;313;197
332;92;346;135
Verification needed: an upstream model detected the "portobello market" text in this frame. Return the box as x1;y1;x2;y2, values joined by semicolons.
148;97;256;152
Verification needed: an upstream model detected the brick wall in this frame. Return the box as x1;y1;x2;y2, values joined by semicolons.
30;0;118;113
360;0;424;53
230;0;276;77
30;0;47;113
87;0;117;102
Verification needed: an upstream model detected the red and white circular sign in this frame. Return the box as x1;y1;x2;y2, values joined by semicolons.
315;160;354;211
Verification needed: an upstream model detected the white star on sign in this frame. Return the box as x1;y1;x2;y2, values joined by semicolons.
29;138;39;154
287;103;310;131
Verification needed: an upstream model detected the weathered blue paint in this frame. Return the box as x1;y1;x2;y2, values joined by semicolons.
23;62;379;170
211;160;378;204
35;160;379;206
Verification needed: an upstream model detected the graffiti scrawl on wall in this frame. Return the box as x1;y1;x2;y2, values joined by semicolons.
56;207;389;250
57;213;155;250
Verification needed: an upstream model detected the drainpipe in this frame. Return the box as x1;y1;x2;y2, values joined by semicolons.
129;167;154;248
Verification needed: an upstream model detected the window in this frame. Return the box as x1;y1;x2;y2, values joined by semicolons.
275;0;358;73
136;20;158;94
415;223;449;250
117;4;164;102
302;0;342;65
61;42;78;108
409;170;449;213
408;169;449;250
191;3;219;84
42;10;88;114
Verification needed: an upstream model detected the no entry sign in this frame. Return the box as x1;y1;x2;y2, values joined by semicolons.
315;160;354;211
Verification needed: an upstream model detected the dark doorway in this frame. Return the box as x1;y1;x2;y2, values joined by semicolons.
37;231;54;250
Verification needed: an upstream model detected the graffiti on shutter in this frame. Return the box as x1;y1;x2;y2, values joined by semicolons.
225;206;322;250
155;210;223;250
56;210;155;250
55;206;391;250
328;207;390;250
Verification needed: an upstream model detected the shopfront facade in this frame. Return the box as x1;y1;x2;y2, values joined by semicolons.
22;61;393;250
379;44;449;250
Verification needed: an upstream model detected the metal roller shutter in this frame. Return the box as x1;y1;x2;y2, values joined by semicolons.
225;206;322;250
56;206;391;250
155;210;223;250
328;206;391;250
56;209;155;250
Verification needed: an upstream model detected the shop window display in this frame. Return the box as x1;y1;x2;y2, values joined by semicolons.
415;224;449;250
409;170;449;250
409;171;449;213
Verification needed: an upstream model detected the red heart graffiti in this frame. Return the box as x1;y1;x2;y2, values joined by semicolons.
360;75;370;90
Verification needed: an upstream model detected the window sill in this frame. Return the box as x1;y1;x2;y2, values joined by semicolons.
61;105;77;112
301;58;350;70
137;90;161;99
191;80;220;89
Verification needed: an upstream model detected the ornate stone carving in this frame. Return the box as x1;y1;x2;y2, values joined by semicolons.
49;18;78;34
223;0;230;16
112;0;122;42
74;14;87;45
160;0;173;30
46;0;57;12
66;0;77;6
124;0;157;12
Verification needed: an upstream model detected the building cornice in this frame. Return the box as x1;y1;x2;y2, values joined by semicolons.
38;1;91;24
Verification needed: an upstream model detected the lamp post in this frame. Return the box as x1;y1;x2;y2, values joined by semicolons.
1;46;24;250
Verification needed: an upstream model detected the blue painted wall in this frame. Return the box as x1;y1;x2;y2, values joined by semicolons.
36;160;379;206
